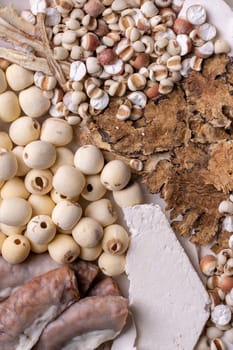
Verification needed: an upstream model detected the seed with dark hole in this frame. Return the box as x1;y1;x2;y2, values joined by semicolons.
87;184;93;192
35;177;43;188
40;222;47;229
14;239;21;245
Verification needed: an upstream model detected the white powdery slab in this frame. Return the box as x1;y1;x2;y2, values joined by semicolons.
123;204;210;350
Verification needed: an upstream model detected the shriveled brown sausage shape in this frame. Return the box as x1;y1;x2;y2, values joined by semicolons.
88;277;121;297
0;267;79;350
34;295;129;350
0;254;98;300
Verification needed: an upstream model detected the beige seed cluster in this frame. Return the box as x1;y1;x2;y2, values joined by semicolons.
197;240;233;350
0;64;144;275
19;0;231;123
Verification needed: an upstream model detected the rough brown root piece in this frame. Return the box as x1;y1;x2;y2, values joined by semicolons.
36;13;68;91
0;267;79;350
0;254;98;300
0;47;52;74
35;296;128;350
0;6;68;90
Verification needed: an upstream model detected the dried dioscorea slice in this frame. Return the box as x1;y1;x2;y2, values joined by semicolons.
0;253;98;300
0;267;79;350
35;295;128;350
88;277;121;297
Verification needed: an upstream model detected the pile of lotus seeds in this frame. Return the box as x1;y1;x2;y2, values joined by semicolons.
0;62;144;276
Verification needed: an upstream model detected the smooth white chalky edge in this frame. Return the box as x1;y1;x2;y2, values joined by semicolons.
123;204;210;350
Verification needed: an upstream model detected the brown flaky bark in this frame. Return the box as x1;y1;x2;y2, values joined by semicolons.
82;55;233;252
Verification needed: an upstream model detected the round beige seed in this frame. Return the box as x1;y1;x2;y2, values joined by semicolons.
0;149;18;182
24;169;53;195
28;194;55;216
40;118;73;146
9;116;40;146
26;215;56;245
0;231;7;253
6;64;34;91
79;243;102;261
81;174;106;201
0;68;7;93
0;91;21;122
0;197;32;226
53;165;85;198
19;86;50;118
50;147;74;174
0;223;26;236
74;145;104;175
12;146;30;177
52;200;82;232
23;141;56;169
112;180;144;207
2;234;30;264
85;198;118;227
48;234;80;264
102;224;130;255
100;160;131;191
24;234;48;254
1;177;29;199
72;217;103;248
98;252;126;276
0;132;13;151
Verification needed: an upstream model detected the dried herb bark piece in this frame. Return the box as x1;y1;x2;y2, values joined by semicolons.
203;141;233;194
83;55;233;249
87;88;187;158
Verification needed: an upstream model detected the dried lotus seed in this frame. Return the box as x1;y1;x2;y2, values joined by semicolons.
100;160;131;191
74;145;104;175
85;198;118;227
52;165;85;198
52;200;82;232
9;117;40;146
48;234;80;264
0;197;32;226
2;234;30;264
19;86;50;118
0;149;18;181
28;194;55;216
24;169;53;195
26;215;56;245
81;174;106;201
0;91;21;122
1;177;29;199
6;64;34;91
102;224;130;255
23;141;56;169
98;252;126;276
72;217;103;248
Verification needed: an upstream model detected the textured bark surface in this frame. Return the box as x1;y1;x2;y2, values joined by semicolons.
81;55;233;251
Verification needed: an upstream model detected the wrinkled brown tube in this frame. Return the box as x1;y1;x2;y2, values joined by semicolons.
0;254;99;299
0;267;79;350
34;295;128;350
